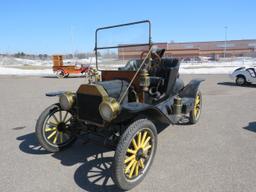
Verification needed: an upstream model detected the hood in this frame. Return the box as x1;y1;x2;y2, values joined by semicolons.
97;80;129;101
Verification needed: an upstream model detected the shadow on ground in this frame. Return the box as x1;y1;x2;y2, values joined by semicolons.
243;122;256;133
16;132;122;191
42;75;84;79
218;82;256;88
17;132;50;155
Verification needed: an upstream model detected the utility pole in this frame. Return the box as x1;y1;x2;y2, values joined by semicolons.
224;26;228;58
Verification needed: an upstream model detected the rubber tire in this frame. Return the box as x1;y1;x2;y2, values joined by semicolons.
35;104;76;153
189;90;202;124
113;119;157;191
236;76;246;86
55;70;65;78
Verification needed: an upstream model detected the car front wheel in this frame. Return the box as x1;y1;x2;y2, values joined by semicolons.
35;104;76;152
113;119;157;191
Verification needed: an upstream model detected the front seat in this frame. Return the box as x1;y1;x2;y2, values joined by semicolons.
153;58;182;95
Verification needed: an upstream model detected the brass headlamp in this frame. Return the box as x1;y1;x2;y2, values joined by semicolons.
99;97;120;122
59;92;76;110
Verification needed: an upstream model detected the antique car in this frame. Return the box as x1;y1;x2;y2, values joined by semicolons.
230;66;256;86
52;55;98;78
35;20;203;190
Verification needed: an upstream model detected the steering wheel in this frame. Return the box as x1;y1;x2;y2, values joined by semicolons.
140;50;162;70
140;50;150;60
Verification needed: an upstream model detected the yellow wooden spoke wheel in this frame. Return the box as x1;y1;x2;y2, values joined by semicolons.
193;94;201;118
189;91;202;124
113;119;157;191
44;110;73;145
35;104;76;152
124;130;152;179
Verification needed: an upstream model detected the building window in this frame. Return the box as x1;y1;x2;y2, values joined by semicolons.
217;43;235;48
184;44;194;49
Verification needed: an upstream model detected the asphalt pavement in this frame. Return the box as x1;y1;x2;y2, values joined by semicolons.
0;74;256;192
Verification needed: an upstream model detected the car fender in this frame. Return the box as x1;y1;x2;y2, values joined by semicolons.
179;79;204;98
45;91;65;97
119;102;172;125
232;67;246;77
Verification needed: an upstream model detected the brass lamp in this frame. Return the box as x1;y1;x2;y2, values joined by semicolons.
139;69;150;92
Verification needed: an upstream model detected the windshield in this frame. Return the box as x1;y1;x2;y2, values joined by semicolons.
95;20;151;71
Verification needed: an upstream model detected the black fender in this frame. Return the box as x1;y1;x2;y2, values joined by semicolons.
179;79;204;98
118;102;172;125
45;91;65;97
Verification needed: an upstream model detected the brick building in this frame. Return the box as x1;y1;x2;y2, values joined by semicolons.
118;39;256;59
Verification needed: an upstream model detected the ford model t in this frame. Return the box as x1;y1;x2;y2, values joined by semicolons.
36;20;203;190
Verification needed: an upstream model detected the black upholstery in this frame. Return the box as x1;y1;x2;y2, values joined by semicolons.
172;78;184;95
150;58;181;96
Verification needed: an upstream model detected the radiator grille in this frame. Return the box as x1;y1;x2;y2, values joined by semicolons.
77;93;103;124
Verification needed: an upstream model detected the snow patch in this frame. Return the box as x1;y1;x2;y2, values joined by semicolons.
0;66;53;76
0;56;256;76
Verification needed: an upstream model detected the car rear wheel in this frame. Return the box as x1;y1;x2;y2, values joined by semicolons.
113;119;157;191
55;69;65;78
236;76;246;86
35;104;76;152
189;90;202;124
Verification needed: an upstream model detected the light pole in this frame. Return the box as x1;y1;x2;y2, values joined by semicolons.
224;26;228;58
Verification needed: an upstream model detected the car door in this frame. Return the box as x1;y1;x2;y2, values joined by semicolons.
246;68;256;83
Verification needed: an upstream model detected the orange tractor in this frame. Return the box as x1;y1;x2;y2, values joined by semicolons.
52;55;98;78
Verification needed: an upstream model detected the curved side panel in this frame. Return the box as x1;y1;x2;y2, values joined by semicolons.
139;108;172;125
118;102;172;125
179;79;204;98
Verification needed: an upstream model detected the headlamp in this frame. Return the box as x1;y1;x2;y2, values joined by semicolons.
99;97;120;122
59;92;75;110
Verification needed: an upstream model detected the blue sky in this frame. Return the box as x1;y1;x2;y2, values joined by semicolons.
0;0;255;54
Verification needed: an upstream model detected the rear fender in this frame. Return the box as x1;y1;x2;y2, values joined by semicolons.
179;79;204;98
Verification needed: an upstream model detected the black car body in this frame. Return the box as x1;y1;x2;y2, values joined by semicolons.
36;20;203;190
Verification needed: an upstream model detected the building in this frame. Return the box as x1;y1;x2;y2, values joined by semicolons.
118;39;256;59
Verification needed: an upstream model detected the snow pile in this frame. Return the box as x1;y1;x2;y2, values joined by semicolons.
180;59;256;74
0;66;53;76
0;56;97;67
0;56;97;76
0;56;52;67
0;56;255;76
187;59;254;74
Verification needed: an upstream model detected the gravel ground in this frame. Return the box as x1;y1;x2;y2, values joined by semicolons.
0;74;256;192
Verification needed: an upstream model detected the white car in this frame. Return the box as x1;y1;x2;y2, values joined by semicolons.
231;67;256;86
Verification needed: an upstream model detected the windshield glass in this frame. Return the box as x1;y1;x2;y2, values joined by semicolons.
95;21;151;71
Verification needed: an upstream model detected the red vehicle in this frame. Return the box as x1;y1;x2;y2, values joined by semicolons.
52;55;97;78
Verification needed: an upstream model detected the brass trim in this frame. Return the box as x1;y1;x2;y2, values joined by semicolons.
77;84;108;97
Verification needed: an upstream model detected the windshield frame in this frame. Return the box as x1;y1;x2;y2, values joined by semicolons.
94;20;152;71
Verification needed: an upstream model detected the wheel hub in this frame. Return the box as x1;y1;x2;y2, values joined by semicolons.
57;122;66;132
136;148;144;161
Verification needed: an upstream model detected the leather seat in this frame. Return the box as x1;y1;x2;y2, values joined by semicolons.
150;58;182;96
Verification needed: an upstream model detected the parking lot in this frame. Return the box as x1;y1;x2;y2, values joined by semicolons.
0;74;256;192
